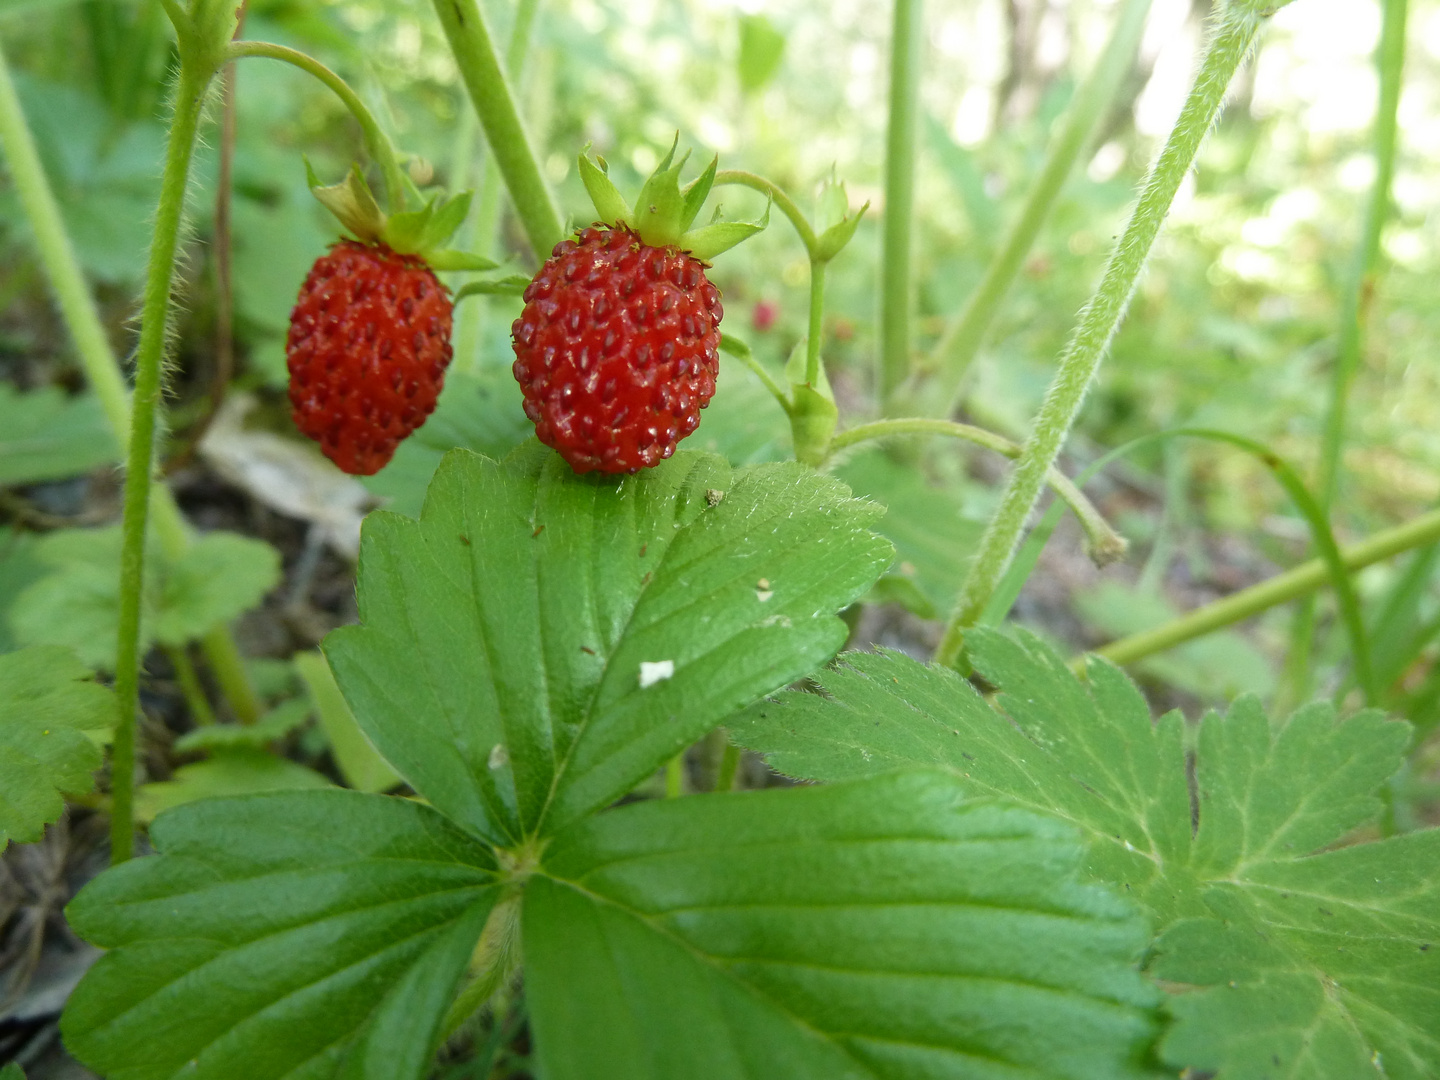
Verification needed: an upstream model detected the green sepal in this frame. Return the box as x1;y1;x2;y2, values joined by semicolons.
306;160;385;245
426;250;499;272
679;155;718;233
382;198;438;255
578;151;632;229
454;275;532;303
631;135;690;247
784;338;837;466
816;201;869;262
680;215;768;261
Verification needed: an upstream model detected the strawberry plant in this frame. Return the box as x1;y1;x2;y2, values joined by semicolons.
0;0;1437;1078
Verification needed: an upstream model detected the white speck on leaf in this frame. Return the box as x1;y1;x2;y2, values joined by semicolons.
756;578;773;602
488;744;509;769
639;660;675;688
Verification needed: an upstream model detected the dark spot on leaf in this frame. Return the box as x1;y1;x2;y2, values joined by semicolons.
458;534;471;546
532;525;546;538
580;646;596;656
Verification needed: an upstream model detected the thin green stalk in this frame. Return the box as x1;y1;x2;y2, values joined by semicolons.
805;260;827;385
924;0;1153;414
936;5;1264;667
112;67;209;864
165;645;217;727
0;26;260;726
225;40;406;210
829;417;1125;563
878;0;923;407
716;740;742;792
666;753;685;798
1094;506;1440;669
714;170;819;254
431;0;562;263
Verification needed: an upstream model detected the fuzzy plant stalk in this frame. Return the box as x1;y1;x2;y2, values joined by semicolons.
111;0;243;863
925;0;1153;415
936;2;1268;666
430;0;563;263
878;0;923;408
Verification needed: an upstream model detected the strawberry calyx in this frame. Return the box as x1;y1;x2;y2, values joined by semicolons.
576;137;769;261
304;161;497;273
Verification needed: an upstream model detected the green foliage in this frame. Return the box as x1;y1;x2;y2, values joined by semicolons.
737;14;785;94
294;650;400;793
62;791;501;1079
134;749;333;823
0;644;111;850
327;443;892;842
0;383;117;485
172;698;312;754
0;1062;24;1080
733;630;1440;1078
527;772;1158;1080
9;526;280;669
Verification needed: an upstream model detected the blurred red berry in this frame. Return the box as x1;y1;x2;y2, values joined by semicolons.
752;299;779;332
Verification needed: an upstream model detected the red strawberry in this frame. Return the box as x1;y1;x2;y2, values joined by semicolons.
510;143;767;474
286;241;453;476
512;226;722;473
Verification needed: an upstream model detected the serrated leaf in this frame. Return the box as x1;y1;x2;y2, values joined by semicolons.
527;771;1159;1080
0;384;118;485
134;750;333;823
172;699;311;754
325;444;891;844
294;651;400;794
0;645;112;850
62;791;499;1080
9;527;280;669
734;630;1439;1079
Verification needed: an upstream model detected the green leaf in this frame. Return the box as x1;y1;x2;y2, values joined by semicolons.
578;151;632;228
737;13;786;94
734;631;1439;1079
172;699;311;754
9;527;280;669
0;384;118;486
0;1062;24;1080
294;651;400;794
62;791;500;1080
527;771;1159;1079
134;750;333;823
326;444;890;844
0;645;112;850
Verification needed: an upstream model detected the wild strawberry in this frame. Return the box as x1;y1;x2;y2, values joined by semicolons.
284;164;501;475
286;242;453;476
511;143;767;474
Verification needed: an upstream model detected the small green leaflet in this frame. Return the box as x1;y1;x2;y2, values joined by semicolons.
326;443;892;843
732;630;1440;1079
134;749;333;823
527;771;1159;1080
61;791;500;1080
0;1063;24;1080
0;383;118;486
9;526;280;669
0;645;112;850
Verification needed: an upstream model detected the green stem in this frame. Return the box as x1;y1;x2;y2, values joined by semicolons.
430;0;562;263
805;260;827;385
936;5;1263;667
719;333;791;412
1314;0;1407;510
829;417;1126;565
112;67;210;865
665;753;685;798
0;25;261;727
878;0;923;407
716;739;742;792
923;0;1153;414
714;170;819;255
1094;506;1440;670
225;40;406;211
165;644;216;727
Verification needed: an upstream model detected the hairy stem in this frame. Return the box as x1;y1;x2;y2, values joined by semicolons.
1094;506;1440;669
878;0;923;407
925;0;1153;414
225;40;406;210
829;417;1126;565
431;0;563;263
112;67;209;864
936;6;1263;667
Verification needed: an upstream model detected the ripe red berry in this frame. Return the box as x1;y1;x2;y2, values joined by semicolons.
511;225;723;474
286;241;454;476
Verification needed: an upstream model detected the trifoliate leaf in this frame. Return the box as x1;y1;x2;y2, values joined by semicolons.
527;771;1159;1080
0;383;118;485
62;791;499;1080
325;443;891;844
10;527;280;669
0;645;112;850
733;630;1439;1079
